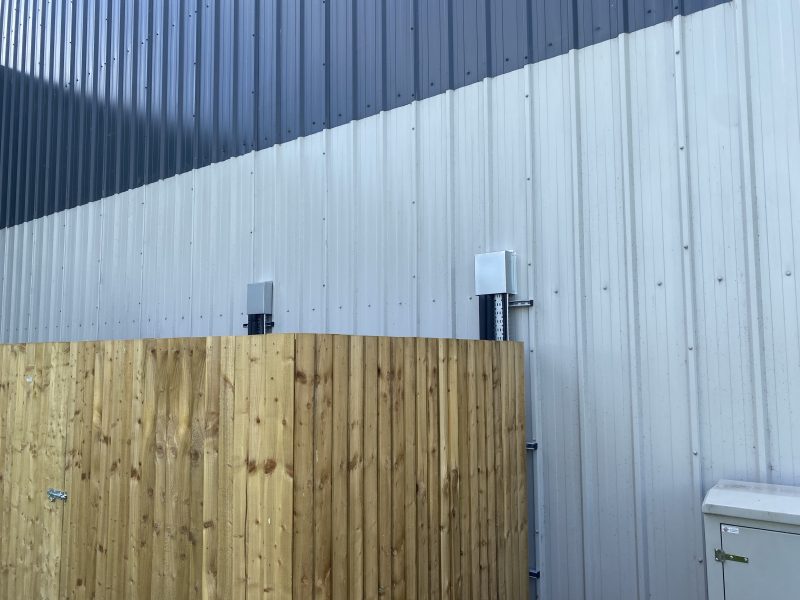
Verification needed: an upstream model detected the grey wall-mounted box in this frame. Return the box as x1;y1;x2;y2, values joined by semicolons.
247;281;274;315
475;251;518;296
703;480;800;600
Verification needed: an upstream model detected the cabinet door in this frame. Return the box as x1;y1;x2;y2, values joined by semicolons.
0;344;72;600
721;523;800;600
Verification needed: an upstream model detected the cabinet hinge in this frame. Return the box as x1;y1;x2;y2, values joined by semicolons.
714;549;748;564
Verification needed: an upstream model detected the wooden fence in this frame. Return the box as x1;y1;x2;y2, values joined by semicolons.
0;335;528;599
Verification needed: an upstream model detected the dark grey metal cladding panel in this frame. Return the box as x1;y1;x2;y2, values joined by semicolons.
0;0;731;230
384;0;416;112
329;0;356;130
355;1;383;120
491;0;531;75
280;0;302;143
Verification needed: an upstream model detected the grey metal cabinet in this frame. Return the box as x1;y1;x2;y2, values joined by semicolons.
704;480;800;600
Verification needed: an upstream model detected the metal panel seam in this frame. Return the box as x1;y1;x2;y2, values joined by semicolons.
618;31;649;600
734;0;770;484
672;14;706;572
568;47;590;600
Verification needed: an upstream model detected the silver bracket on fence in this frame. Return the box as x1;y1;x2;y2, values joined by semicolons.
47;488;68;502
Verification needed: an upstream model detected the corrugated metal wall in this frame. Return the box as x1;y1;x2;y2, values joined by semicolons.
2;0;799;599
0;0;728;228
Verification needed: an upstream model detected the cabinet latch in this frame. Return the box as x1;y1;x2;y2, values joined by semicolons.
714;549;748;564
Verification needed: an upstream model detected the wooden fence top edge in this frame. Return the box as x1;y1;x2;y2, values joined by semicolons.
0;334;524;348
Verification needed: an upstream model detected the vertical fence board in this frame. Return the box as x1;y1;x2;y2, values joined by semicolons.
151;340;172;597
437;340;450;599
264;334;296;598
92;342;115;597
447;340;462;599
332;336;350;599
150;339;170;598
27;344;50;598
390;337;407;599
74;342;99;600
217;337;236;597
0;346;12;584
503;343;518;600
314;334;334;599
363;336;379;600
457;340;472;600
189;339;207;598
476;342;490;599
292;334;315;599
107;341;133;599
0;346;14;588
403;340;417;600
202;337;221;600
246;335;267;597
5;345;29;599
125;341;146;600
0;335;527;600
136;340;157;600
427;339;441;600
377;337;393;598
514;344;529;598
467;342;481;600
485;343;499;600
165;339;189;599
415;338;430;600
231;337;251;600
42;344;71;597
492;343;507;599
348;336;365;600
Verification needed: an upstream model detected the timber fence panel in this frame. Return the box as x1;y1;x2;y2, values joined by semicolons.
0;335;527;600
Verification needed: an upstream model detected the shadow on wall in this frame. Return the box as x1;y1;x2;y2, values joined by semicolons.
0;0;731;231
0;64;207;229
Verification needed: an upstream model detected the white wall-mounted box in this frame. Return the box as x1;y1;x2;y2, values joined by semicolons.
474;251;518;296
703;480;800;600
247;281;274;315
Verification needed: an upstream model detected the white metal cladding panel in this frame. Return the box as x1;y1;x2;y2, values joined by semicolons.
749;0;800;485
1;1;799;599
141;172;195;339
527;52;586;600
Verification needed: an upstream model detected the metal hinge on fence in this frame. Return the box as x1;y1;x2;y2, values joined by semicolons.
529;570;541;580
526;441;539;452
47;488;68;503
714;549;748;564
